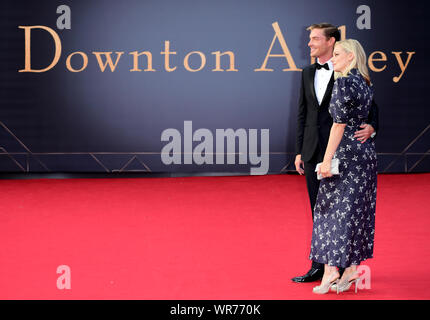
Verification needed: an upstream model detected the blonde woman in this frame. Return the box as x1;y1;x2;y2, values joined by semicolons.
309;39;377;294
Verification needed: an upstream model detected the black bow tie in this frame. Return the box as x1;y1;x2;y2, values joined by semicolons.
316;63;329;70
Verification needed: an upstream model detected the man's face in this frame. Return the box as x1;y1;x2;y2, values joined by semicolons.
308;28;333;58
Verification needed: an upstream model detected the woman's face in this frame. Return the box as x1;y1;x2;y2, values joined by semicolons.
332;45;354;73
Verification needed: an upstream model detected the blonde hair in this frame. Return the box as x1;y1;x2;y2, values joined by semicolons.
334;39;371;85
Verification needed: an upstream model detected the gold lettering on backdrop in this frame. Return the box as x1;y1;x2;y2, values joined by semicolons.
18;25;62;72
160;41;177;72
368;51;387;72
211;51;238;71
129;51;156;72
92;52;124;72
338;25;346;40
17;24;415;82
255;21;301;72
184;51;206;72
66;51;88;72
391;51;415;83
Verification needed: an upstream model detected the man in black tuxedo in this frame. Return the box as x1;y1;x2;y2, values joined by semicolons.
292;23;379;283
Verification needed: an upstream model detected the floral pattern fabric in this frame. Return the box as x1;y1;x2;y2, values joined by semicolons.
309;68;377;268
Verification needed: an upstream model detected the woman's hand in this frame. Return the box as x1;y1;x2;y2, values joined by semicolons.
318;160;333;178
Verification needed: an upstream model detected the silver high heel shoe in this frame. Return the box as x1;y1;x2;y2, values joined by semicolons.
336;272;360;294
312;273;340;294
330;282;338;292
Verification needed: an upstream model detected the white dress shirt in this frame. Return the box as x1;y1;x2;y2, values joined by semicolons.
314;58;334;106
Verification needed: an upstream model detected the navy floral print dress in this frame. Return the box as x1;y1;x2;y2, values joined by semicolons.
309;68;377;268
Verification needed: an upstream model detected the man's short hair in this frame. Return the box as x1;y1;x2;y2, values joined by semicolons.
307;23;341;42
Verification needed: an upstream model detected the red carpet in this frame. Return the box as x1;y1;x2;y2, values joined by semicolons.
0;173;429;299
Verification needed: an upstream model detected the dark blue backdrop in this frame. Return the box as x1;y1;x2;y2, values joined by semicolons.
0;0;428;174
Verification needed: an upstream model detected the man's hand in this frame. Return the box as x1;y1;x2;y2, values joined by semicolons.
354;124;375;143
295;154;305;175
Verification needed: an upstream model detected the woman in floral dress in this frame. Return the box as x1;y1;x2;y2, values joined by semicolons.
309;39;377;294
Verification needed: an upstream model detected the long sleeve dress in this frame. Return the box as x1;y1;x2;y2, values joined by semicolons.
309;68;377;268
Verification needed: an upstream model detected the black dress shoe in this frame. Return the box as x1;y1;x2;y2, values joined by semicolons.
291;268;324;283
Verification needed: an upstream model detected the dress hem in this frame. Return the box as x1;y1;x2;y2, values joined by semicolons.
310;255;374;269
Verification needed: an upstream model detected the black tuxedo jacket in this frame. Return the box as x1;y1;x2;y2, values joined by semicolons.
295;63;379;163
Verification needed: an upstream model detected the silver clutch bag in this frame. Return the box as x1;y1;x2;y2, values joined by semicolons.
315;158;340;180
